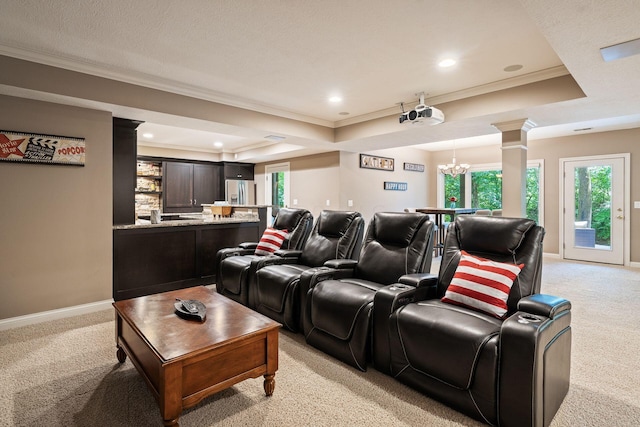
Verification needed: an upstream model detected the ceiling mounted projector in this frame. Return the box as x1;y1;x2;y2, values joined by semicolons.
399;93;444;125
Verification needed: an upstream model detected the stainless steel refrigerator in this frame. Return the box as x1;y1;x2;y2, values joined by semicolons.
225;179;256;205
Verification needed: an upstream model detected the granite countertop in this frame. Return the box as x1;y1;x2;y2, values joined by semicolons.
114;215;259;230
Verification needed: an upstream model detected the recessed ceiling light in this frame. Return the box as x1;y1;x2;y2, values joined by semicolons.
438;58;456;68
504;64;523;72
329;95;343;103
213;141;223;148
142;133;154;138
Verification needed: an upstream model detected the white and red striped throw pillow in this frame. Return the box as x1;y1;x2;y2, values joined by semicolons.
441;250;524;318
254;228;289;256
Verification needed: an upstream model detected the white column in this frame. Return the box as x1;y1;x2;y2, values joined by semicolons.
492;119;536;218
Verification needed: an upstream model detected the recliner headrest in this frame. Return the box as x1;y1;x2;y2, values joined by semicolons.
456;215;536;255
273;207;307;230
317;210;361;237
372;212;429;246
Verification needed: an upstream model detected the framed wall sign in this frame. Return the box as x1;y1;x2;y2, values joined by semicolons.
403;162;425;172
0;130;85;166
384;181;408;191
360;153;394;171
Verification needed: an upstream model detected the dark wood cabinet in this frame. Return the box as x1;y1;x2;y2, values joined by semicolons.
164;161;194;210
113;118;143;225
113;222;260;300
163;161;223;213
193;163;222;206
224;162;254;180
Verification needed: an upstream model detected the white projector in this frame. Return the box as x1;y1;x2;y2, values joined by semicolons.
399;105;444;125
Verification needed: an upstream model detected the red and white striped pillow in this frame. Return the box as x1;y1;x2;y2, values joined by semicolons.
254;228;289;256
441;250;524;318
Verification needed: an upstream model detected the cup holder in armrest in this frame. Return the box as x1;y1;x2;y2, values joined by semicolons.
389;284;412;291
518;313;541;324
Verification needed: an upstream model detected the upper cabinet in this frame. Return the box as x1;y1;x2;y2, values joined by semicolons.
163;161;223;213
224;162;254;180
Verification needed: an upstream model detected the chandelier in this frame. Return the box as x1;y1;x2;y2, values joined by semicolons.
437;141;470;177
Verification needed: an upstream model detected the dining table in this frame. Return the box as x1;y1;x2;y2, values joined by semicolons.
416;208;477;256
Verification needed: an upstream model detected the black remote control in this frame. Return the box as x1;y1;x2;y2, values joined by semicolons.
176;298;199;313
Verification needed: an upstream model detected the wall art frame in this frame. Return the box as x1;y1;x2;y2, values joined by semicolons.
403;162;425;172
359;153;394;171
0;130;85;166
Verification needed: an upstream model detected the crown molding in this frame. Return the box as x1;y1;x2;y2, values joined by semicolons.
0;45;335;128
1;45;569;131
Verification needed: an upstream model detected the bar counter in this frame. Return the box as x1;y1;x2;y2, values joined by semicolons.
113;212;265;301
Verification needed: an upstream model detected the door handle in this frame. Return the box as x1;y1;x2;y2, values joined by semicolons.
616;215;624;219
617;208;623;212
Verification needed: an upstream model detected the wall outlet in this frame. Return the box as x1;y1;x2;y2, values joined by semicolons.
326;199;331;206
293;199;298;205
634;201;640;209
348;199;353;207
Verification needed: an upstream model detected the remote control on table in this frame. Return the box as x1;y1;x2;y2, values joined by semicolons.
176;298;199;313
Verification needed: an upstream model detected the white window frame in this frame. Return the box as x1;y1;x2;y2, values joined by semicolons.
437;159;544;225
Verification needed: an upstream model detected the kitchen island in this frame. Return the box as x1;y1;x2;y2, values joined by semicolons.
113;211;266;301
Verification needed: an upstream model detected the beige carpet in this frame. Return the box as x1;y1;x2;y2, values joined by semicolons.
1;257;639;426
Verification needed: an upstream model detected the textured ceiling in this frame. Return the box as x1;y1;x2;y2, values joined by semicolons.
1;0;639;159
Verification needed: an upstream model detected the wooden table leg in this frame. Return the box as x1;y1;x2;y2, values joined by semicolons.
263;374;275;396
116;346;127;363
160;363;182;427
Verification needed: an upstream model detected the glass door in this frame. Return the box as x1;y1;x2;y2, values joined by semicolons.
562;156;625;264
264;162;290;225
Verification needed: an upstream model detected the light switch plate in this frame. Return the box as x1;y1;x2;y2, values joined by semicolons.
634;201;640;209
326;199;331;206
293;199;298;205
348;199;353;207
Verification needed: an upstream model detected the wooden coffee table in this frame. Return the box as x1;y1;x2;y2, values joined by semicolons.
113;286;280;426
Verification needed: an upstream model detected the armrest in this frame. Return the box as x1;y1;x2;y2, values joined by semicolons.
300;266;356;335
324;258;358;269
215;246;255;279
273;249;303;259
239;242;259;250
398;272;438;290
372;283;424;374
517;294;571;319
499;295;572;426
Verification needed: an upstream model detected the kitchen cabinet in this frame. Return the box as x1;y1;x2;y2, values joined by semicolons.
194;163;222;206
224;162;254;180
163;161;222;213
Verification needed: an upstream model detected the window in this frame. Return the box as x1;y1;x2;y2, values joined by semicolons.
439;160;544;224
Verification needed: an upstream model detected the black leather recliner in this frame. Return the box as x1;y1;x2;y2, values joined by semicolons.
253;210;365;331
379;215;571;427
300;212;435;371
215;207;313;308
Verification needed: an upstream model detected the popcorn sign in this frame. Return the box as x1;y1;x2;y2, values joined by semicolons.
0;131;85;166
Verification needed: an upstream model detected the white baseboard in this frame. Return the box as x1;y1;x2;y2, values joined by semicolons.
0;299;113;331
630;261;640;269
543;252;561;259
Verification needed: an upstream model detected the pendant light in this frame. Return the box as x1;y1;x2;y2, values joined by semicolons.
437;140;469;177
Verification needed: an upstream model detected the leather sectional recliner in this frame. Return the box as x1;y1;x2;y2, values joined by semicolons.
215;207;313;308
299;212;435;370
253;210;365;331
376;215;571;427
